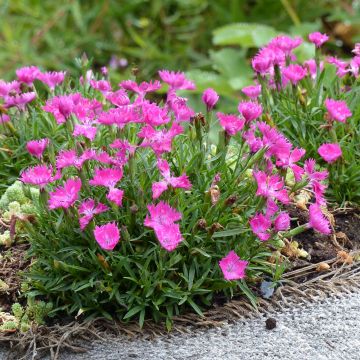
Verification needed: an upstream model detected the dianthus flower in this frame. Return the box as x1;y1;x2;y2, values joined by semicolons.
242;84;261;99
269;35;302;55
242;129;263;153
43;94;81;124
0;80;21;96
138;123;183;156
238;101;262;123
20;165;59;189
105;89;130;107
326;57;348;78
219;250;248;281
158;70;195;90
26;138;49;159
217;113;245;136
308;204;331;234
89;168;123;189
73;123;97;141
48;178;82;210
251;49;273;75
318;143;342;163
352;43;360;56
249;213;272;241
276;148;306;181
274;212;290;231
120;80;161;97
78;199;108;230
257;122;292;160
308;32;329;48
94;222;120;251
303;59;324;80
37;71;66;90
253;171;289;204
106;188;124;206
282;64;307;85
90;79;112;94
0;114;10;123
144;202;183;251
141;101;170;126
4;92;36;110
166;92;195;122
16;66;40;85
324;98;352;123
202;88;219;111
56;150;82;169
152;159;191;199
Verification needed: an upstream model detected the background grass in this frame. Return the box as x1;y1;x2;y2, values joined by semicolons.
0;0;359;81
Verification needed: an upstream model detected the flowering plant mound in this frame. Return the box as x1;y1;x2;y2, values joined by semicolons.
245;34;360;203
1;62;331;327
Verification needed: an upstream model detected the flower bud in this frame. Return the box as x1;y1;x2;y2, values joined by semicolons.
202;88;219;111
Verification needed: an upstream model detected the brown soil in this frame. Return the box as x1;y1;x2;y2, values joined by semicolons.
0;243;30;312
287;206;360;266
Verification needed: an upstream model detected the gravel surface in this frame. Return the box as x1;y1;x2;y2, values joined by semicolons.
1;291;360;360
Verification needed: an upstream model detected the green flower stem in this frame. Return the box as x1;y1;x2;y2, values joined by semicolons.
280;224;308;238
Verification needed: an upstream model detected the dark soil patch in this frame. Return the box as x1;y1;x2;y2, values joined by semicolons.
287;206;360;266
0;243;30;312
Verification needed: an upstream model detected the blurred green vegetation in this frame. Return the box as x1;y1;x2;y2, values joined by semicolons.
1;0;359;83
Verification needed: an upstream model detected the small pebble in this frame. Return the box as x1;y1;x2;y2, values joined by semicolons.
265;317;277;330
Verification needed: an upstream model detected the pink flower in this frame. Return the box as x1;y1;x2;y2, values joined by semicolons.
105;89;130;107
352;43;360;56
107;188;124;206
238;101;262;123
269;35;302;55
276;148;306;181
253;171;289;204
48;178;82;210
4;92;36;110
0;80;21;96
303;59;324;80
144;202;183;251
94;222;120;251
265;199;279;218
20;165;59;189
16;66;40;85
0;114;10;123
90;79;112;94
89;168;123;189
56;150;82;170
326;57;348;78
141;101;170;126
308;204;331;234
242;84;261;99
120;80;161;96
274;212;290;231
153;223;183;252
144;201;182;229
78;199;108;230
43;94;81;124
282;64;307;85
251;50;273;75
167;92;195;122
26;138;49;159
250;213;272;241
202;88;219;111
304;159;328;182
73;124;97;141
158;70;195;90
325;98;352;123
37;71;66;90
138;123;183;156
217;113;245;136
257;122;292;160
152;159;191;199
318;143;342;163
308;32;329;47
219;250;248;281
